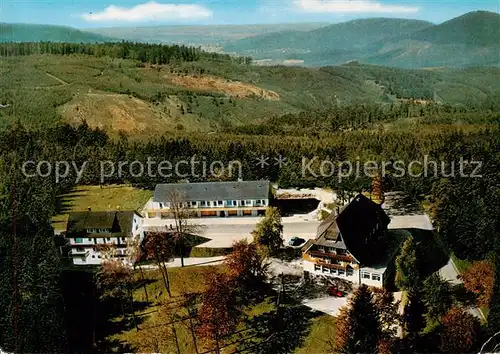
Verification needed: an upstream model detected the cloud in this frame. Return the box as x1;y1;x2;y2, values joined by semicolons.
82;1;213;22
294;0;419;13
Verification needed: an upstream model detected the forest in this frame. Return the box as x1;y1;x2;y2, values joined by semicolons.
0;40;499;353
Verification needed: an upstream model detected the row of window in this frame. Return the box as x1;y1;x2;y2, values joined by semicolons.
159;199;267;208
87;228;111;233
314;264;354;276
316;246;347;255
362;272;381;281
74;237;127;243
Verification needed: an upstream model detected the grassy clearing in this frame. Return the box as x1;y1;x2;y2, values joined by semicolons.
295;314;336;354
450;252;472;274
107;265;336;353
52;184;152;231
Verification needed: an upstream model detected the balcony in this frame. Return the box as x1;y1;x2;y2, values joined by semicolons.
70;249;89;258
308;250;355;263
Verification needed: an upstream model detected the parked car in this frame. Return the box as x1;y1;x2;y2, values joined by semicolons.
328;286;343;297
288;237;306;247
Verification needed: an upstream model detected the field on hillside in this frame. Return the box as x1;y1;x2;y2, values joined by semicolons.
52;185;152;231
1;53;499;136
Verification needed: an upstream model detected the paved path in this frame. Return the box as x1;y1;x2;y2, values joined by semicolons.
439;257;485;320
139;256;225;269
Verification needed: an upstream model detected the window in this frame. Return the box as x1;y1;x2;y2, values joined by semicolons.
106;238;111;241
362;272;371;279
75;238;83;244
338;269;345;275
76;247;85;252
135;224;139;231
87;238;92;242
121;237;126;242
347;268;354;276
330;268;337;274
92;255;95;258
240;200;246;206
217;200;223;206
372;274;381;281
159;203;164;208
314;264;321;271
200;201;207;207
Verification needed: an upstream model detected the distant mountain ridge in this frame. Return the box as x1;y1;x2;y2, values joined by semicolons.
1;11;498;69
224;11;500;68
0;23;115;43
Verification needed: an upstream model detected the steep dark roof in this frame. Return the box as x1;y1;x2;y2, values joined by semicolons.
336;194;390;265
66;211;138;238
153;181;271;202
311;194;390;264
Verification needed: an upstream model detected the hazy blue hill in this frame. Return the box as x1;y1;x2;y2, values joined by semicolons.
89;23;329;46
223;12;499;68
410;11;500;46
0;23;115;43
224;18;432;55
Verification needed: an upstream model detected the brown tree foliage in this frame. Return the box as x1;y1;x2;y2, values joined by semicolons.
372;288;401;340
96;259;134;301
440;307;479;353
198;272;240;351
459;260;495;307
372;173;385;204
144;231;174;296
225;240;268;295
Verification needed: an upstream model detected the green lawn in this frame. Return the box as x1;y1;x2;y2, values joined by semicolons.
106;265;337;353
450;253;472;274
295;314;336;354
52;184;152;231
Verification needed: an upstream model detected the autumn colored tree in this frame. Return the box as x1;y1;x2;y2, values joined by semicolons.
440;307;480;353
422;273;453;322
225;240;269;301
252;207;284;255
198;272;241;354
372;288;401;341
459;260;495;308
334;285;381;354
395;236;419;291
372;173;385;204
144;231;174;297
96;260;135;320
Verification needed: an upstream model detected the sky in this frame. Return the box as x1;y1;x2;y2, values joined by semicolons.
0;0;498;28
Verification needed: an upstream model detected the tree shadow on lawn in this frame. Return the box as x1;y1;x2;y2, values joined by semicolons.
235;303;319;353
410;228;449;278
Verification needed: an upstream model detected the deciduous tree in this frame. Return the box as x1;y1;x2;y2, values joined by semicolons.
225;240;269;301
198;272;240;354
459;260;495;308
144;231;174;297
440;307;479;353
252;207;283;256
395;236;419;291
168;190;204;267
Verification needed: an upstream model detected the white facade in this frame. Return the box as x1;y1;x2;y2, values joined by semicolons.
303;260;385;287
69;214;144;266
148;198;269;218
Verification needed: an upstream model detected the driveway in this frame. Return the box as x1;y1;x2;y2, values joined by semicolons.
143;215;319;248
302;296;348;317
